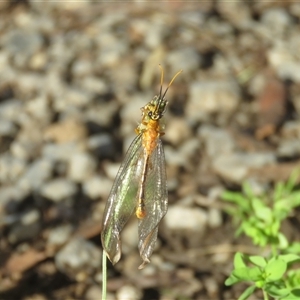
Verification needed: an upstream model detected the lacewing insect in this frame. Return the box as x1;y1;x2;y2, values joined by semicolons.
101;66;182;269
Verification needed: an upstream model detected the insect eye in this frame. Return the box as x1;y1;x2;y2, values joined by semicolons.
148;111;152;117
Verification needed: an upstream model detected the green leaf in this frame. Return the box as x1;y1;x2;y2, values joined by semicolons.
248;255;266;268
285;169;299;193
252;200;272;223
265;259;287;282
285;242;300;254
274;198;292;216
233;267;262;282
285;269;300;289
280;289;300;300
238;285;256;300
279;254;300;264
242;182;255;199
265;285;290;298
225;274;241;286
274;181;285;201
222;191;250;211
278;232;289;249
234;252;246;269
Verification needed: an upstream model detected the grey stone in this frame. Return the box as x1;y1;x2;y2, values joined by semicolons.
42;143;79;162
0;119;17;136
68;152;96;183
55;237;101;279
0;99;23;122
41;178;77;202
82;175;112;200
8;209;41;244
198;125;235;158
47;224;74;247
18;158;53;191
2;29;43;56
213;152;276;183
167;48;201;74
0;154;26;183
187;80;240;123
277;139;300;158
163;205;208;248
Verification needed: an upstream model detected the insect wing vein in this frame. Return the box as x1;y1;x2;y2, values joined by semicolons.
101;134;143;265
138;139;167;268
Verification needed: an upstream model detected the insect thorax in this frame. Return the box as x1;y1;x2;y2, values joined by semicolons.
136;95;167;134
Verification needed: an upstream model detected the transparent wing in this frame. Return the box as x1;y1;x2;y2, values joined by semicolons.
101;133;144;265
138;139;168;269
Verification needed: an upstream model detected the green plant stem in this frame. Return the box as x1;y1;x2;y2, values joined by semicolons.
102;250;107;300
263;289;269;300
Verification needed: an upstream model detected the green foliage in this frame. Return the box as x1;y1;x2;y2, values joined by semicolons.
223;170;300;300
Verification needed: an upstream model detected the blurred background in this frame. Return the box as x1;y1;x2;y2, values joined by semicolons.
1;1;300;299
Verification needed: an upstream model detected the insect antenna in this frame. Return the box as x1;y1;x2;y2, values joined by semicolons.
162;69;182;99
158;64;164;100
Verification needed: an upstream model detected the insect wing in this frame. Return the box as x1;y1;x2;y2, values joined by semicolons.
101;134;143;265
138;139;168;269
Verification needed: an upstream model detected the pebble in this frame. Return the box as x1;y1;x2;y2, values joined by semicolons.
164;117;191;145
0;185;29;213
85;101;119;127
79;76;108;95
163;205;207;248
42;142;82;162
68;152;96;183
120;95;148;135
86;286;115;300
144;15;170;49
164;145;187;167
186;79;240;124
87;134;115;159
82;175;112;200
18;158;52;191
15;73;45;96
280;121;300;139
0;119;17;136
267;44;300;83
166;48;201;74
198;125;235;158
72;58;94;78
204;277;219;299
2;29;43;57
96;35;128;68
0;99;23;121
103;162;121;182
121;220;139;256
43;118;87;143
116;285;142;300
47;224;74;247
85;285;106;300
40;178;77;202
213;152;276;183
29;51;48;71
164;205;207;231
207;208;223;228
8;209;41;244
55;237;101;280
277;139;300;158
261;8;293;34
64;87;92;108
0;154;26;183
25;94;51;124
179;138;200;164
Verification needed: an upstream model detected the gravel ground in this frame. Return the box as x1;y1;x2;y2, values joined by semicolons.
1;1;300;300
